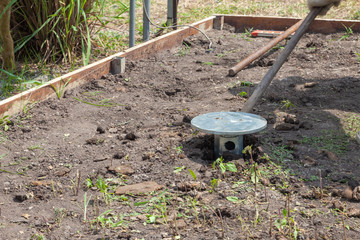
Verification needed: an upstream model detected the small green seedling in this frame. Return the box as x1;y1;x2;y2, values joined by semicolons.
91;209;124;228
238;91;247;97
96;176;112;205
240;81;254;87
177;42;191;56
85;178;93;188
212;156;238;175
250;163;261;185
226;196;239;203
339;24;354;41
355;52;360;62
173;166;186;173
188;169;197;181
202;61;214;66
241;27;253;41
210;178;219;193
274;209;299;240
0;115;11;131
173;145;183;155
51;78;71;99
272;44;285;50
281;100;294;110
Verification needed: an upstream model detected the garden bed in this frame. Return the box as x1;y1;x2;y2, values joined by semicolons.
1;16;360;239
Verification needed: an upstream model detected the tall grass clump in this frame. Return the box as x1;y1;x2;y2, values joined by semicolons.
10;0;96;66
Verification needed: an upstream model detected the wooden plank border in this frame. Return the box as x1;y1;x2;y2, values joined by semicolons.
0;16;215;117
1;15;359;117
219;14;360;33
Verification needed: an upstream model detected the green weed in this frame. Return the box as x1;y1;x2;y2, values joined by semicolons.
91;209;125;229
240;28;253;41
342;113;360;138
238;91;247;98
240;81;254;87
177;42;191;57
351;10;360;20
134;190;171;225
339;24;354;41
173;166;186;173
202;61;214;66
30;234;46;240
96;176;112;205
274;209;299;239
0;115;11;131
212;156;238;176
301;130;349;155
173;145;183;155
281;100;295;110
272;44;285;51
210;178;220;193
50;78;71;99
74;91;125;107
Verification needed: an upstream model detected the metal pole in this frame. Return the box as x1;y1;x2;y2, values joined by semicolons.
172;0;178;30
241;7;322;113
166;0;173;27
143;0;150;42
129;0;135;47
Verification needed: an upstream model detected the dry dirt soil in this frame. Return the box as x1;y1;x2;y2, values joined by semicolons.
1;25;360;240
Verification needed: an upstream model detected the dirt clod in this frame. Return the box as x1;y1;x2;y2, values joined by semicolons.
107;164;135;175
125;132;136;141
96;126;106;134
115;181;164;195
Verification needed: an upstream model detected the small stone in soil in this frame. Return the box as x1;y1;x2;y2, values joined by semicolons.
125;132;136;141
352;186;360;200
108;128;118;133
304;82;318;88
274;122;295;131
86;136;105;145
107;164;135;175
348;208;360;217
54;168;71;177
342;186;353;200
96;126;106;134
113;151;125;159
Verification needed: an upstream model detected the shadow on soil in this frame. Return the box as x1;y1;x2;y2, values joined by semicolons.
183;76;360;192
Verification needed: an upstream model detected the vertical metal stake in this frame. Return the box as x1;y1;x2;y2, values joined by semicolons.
143;0;150;42
166;0;173;27
172;0;178;30
129;0;135;47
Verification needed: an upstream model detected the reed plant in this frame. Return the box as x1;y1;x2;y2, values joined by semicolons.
10;0;95;66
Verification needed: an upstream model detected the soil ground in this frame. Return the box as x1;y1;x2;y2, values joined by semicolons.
1;25;360;239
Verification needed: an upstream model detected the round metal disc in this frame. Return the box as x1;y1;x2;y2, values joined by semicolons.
191;112;267;136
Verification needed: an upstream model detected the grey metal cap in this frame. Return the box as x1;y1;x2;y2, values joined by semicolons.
191;112;267;136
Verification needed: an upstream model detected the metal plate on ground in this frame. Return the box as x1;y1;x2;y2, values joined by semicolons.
191;112;267;136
